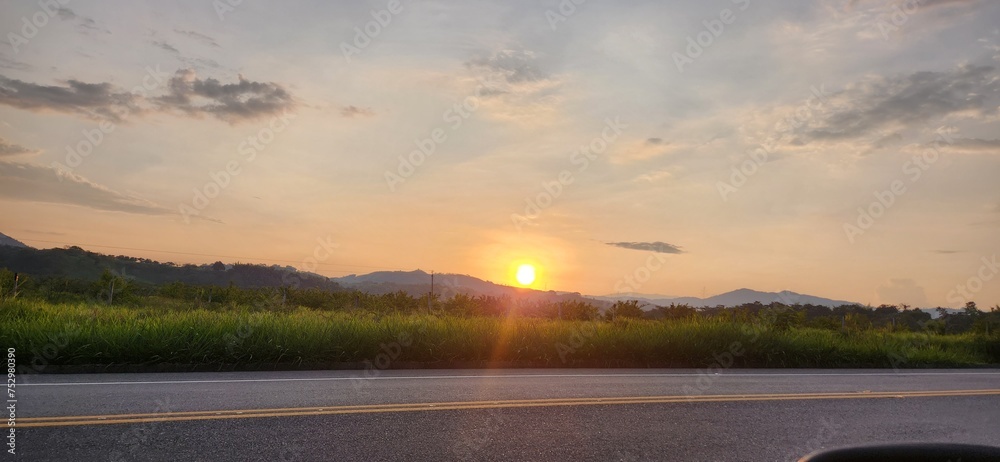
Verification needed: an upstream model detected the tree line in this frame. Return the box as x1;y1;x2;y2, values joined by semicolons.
2;267;997;335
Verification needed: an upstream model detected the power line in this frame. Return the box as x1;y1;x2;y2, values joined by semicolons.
17;238;412;274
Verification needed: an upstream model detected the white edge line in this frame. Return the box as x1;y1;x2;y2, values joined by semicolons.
18;371;1000;387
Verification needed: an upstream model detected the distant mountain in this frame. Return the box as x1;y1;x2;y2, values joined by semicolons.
592;293;680;304
332;270;612;307
596;288;860;309
0;232;29;249
0;245;339;290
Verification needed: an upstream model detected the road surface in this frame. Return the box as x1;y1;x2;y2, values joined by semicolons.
11;369;1000;461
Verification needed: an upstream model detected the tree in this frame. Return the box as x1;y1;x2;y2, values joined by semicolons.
93;269;134;305
964;301;981;318
211;261;226;271
553;300;599;320
605;300;645;320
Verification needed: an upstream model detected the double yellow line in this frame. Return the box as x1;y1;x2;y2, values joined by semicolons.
17;389;1000;428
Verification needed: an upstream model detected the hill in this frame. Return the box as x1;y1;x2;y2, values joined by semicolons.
595;288;859;308
0;232;29;249
333;270;611;307
0;244;339;290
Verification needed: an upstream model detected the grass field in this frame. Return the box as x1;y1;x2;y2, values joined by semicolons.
3;298;998;371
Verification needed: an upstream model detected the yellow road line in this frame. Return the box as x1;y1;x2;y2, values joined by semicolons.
17;389;1000;428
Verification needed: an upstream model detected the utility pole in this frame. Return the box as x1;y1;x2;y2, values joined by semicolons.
428;271;434;311
11;273;19;299
109;278;115;305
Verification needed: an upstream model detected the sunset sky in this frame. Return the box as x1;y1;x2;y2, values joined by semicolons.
1;0;999;307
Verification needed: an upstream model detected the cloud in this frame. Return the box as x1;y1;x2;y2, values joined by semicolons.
846;0;980;13
930;249;962;254
173;29;221;48
152;40;180;54
0;161;171;215
792;65;1000;144
56;7;110;34
633;169;675;183
0;138;38;156
612;138;684;164
875;278;929;306
946;138;1000;152
460;49;563;126
0;70;294;124
0;56;30;71
155;69;295;123
607;241;684;254
466;49;546;85
340;105;375;118
0;74;138;122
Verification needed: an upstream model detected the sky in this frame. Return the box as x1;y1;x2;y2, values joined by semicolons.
1;0;999;308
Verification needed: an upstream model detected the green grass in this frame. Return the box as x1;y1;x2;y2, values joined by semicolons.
2;299;997;370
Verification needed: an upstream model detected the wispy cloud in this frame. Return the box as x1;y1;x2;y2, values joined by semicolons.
340;105;375;118
607;241;684;254
151;40;180;54
0;161;170;215
946;137;1000;152
791;65;1000;145
0;55;31;71
173;28;221;48
56;7;111;35
0;138;38;156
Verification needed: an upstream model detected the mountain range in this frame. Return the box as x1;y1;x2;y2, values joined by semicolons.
0;230;868;308
333;271;861;308
592;288;859;309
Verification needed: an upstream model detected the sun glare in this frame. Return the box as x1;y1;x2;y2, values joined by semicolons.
515;264;536;286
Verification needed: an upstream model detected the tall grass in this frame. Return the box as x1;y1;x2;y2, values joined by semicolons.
1;299;996;370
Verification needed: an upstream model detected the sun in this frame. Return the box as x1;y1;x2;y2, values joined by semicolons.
515;264;536;286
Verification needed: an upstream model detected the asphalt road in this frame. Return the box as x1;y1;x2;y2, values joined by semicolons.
10;369;1000;461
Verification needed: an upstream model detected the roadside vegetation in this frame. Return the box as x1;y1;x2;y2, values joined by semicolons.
2;270;998;371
